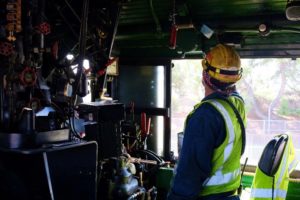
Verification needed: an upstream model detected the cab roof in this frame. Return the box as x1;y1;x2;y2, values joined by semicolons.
114;0;300;58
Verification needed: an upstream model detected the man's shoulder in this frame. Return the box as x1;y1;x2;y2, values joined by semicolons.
192;101;223;119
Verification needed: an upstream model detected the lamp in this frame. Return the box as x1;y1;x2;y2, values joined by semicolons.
286;0;300;21
258;23;270;36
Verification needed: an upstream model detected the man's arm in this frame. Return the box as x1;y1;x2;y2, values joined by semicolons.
167;104;225;200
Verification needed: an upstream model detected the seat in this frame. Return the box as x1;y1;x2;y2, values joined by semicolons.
250;134;297;200
258;134;288;176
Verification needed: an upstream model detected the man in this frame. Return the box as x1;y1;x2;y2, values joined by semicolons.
168;44;246;200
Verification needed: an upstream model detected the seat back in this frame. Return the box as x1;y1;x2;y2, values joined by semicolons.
258;134;288;176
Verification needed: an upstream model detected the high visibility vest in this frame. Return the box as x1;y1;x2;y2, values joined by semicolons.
250;135;298;200
185;96;246;196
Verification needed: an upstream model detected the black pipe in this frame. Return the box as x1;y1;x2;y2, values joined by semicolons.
55;5;79;39
23;0;33;60
36;0;46;65
164;61;172;160
89;74;97;102
0;80;3;130
107;2;122;58
8;82;15;131
72;0;89;99
64;0;81;23
78;0;89;67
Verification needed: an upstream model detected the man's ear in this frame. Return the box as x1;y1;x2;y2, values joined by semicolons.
201;77;205;86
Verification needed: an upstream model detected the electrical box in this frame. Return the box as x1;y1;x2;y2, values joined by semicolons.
0;141;98;200
78;101;125;159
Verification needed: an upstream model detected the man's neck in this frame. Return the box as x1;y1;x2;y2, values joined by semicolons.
205;86;215;97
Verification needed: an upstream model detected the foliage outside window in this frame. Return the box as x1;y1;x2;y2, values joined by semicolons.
171;59;300;169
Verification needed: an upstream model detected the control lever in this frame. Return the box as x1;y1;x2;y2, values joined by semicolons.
238;157;248;196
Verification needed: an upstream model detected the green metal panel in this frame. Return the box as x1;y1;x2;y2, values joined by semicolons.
114;0;300;58
156;167;174;190
119;0;171;25
187;0;286;19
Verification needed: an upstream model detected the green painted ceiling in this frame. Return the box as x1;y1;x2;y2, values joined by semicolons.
113;0;300;58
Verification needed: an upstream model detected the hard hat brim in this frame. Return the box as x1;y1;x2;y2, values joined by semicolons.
202;59;242;83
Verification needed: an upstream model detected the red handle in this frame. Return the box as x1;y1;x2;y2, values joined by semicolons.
146;117;151;135
141;112;147;136
169;25;178;49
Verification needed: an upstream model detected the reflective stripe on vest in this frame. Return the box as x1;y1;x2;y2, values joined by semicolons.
276;142;289;188
205;168;241;186
210;101;235;162
289;159;298;173
250;188;287;199
203;100;239;186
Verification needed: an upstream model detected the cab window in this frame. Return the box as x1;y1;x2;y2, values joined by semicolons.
171;58;300;170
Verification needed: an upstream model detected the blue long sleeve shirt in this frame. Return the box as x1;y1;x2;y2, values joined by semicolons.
167;92;233;200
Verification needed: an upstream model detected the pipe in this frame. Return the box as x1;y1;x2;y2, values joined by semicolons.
38;0;45;62
129;157;158;165
116;26;300;41
78;0;89;62
147;186;158;200
72;0;89;99
222;27;300;34
23;0;33;60
149;0;162;34
115;33;169;40
64;0;81;23
0;83;3;130
177;23;195;29
55;5;79;38
271;26;300;34
127;187;146;200
107;2;122;58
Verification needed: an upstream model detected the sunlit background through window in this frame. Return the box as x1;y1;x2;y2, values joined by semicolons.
171;58;300;170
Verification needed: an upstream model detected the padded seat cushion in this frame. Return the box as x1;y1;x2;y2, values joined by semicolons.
258;134;288;176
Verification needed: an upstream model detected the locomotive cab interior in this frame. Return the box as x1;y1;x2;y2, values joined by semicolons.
0;0;300;200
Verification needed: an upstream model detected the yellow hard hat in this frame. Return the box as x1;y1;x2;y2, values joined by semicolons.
202;44;242;83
